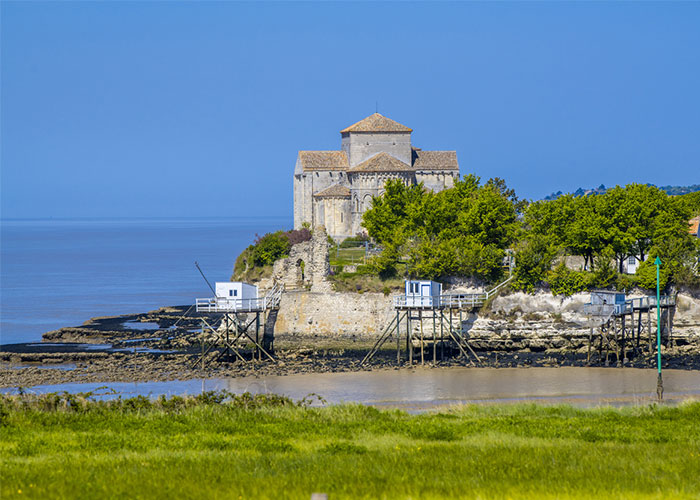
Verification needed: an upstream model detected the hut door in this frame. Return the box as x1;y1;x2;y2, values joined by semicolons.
421;284;431;296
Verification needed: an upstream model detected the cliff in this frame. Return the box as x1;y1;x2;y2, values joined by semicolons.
274;290;700;354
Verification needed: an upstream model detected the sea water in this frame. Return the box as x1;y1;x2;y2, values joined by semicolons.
0;217;291;345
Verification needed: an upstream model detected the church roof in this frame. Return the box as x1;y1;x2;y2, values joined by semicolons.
298;151;349;171
412;150;459;170
313;184;351;198
349;152;413;173
341;113;412;133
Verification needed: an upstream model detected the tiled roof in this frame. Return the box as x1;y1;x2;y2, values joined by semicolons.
341;113;412;133
689;216;700;237
412;150;459;170
313;184;351;198
298;151;349;171
349;152;413;173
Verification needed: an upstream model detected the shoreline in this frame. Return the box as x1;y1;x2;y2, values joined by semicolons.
2;305;699;389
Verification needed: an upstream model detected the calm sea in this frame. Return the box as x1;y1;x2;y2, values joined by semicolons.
0;217;291;345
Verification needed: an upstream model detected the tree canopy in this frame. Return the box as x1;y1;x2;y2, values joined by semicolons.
362;175;520;281
363;178;698;292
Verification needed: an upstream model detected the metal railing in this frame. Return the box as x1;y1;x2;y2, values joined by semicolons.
393;276;514;310
584;294;675;317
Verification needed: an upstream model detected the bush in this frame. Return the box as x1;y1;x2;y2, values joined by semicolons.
547;261;591;296
251;231;291;266
636;254;671;290
286;228;312;246
513;238;557;293
615;273;639;292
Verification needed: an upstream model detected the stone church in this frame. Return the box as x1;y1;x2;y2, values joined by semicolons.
293;113;460;241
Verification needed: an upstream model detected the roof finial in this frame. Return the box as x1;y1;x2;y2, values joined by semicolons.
375;101;378;114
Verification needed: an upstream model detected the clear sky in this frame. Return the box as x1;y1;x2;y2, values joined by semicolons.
2;1;699;219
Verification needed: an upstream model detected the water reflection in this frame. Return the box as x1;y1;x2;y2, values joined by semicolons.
4;367;699;409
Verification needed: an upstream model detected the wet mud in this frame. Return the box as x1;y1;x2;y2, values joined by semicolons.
2;306;699;388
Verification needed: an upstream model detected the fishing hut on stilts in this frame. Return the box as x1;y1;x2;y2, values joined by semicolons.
583;290;676;366
193;281;283;368
361;277;513;367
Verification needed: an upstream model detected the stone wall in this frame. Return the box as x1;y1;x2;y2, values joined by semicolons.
266;226;332;292
274;291;395;337
341;131;412;166
415;171;458;192
273;289;700;350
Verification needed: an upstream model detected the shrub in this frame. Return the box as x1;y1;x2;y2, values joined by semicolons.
547;261;591;296
286;228;312;246
636;253;671;290
615;273;639;292
251;231;291;266
513;238;557;293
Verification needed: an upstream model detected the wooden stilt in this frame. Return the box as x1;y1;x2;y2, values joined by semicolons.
432;311;437;365
419;310;424;366
396;310;401;365
440;309;444;360
407;311;412;365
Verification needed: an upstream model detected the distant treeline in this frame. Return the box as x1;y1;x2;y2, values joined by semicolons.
545;184;700;201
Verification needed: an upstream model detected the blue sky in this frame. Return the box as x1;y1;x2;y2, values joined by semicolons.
2;1;699;219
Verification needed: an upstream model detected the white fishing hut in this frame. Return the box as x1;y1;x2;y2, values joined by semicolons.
196;282;261;313
215;282;258;301
585;290;627;316
404;280;442;307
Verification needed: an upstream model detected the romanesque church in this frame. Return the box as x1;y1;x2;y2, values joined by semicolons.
293;113;460;241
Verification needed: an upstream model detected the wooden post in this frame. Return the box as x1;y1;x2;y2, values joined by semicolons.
396;310;401;365
201;318;206;370
667;305;672;347
587;326;592;365
225;314;230;360
440;309;444;360
459;309;463;339
432;310;437;364
647;307;652;352
255;312;261;362
407;310;412;365
636;308;642;350
419;310;424;366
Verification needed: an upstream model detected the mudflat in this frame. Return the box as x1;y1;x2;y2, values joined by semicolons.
2;306;699;388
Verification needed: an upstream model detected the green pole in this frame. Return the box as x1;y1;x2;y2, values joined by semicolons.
655;256;663;401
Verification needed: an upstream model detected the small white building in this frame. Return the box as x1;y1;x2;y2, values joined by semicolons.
404;280;442;307
622;256;640;274
214;282;259;310
215;282;258;301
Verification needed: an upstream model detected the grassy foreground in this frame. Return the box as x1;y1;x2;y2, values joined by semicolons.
1;392;699;499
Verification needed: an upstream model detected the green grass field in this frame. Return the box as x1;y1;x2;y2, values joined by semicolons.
2;392;699;499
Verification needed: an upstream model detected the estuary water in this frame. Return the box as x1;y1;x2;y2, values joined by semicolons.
5;367;700;409
0;217;291;345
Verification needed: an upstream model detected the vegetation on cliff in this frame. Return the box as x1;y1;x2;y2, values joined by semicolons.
232;228;312;281
3;391;699;499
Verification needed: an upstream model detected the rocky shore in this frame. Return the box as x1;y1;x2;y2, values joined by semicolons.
1;301;699;389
